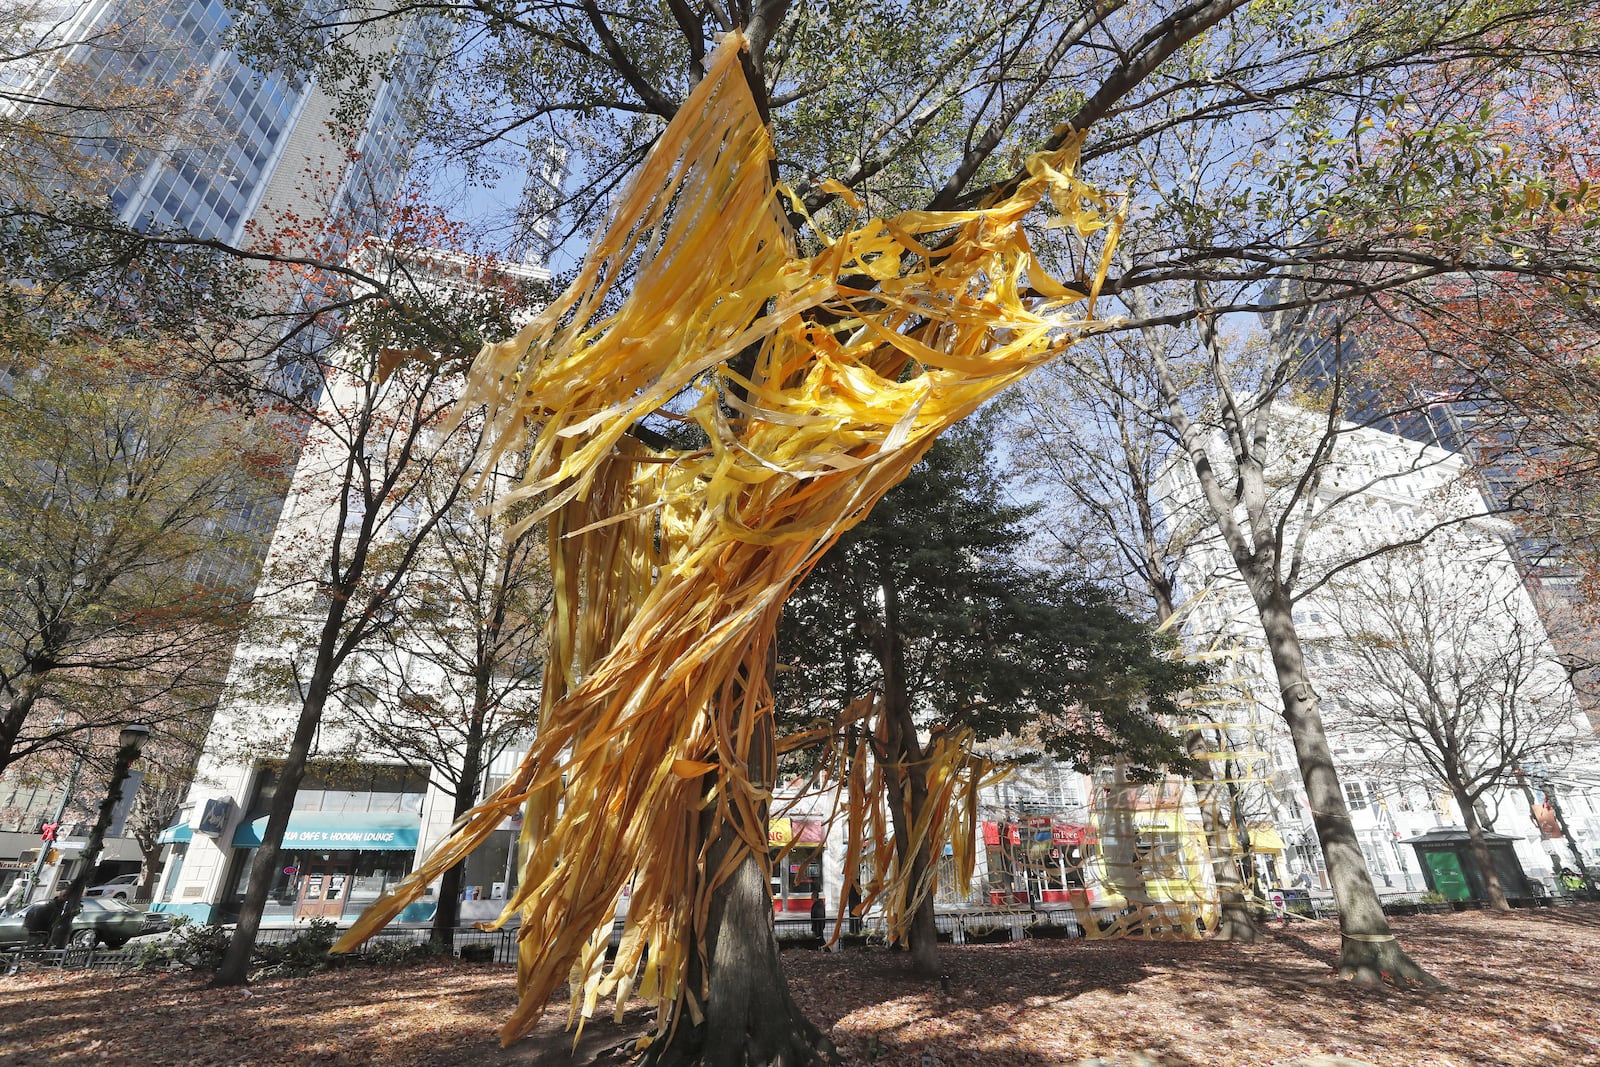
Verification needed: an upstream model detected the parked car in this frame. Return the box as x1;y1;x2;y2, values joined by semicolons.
0;897;151;949
84;873;140;900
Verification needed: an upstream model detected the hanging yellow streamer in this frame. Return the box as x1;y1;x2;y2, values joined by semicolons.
333;30;1123;1046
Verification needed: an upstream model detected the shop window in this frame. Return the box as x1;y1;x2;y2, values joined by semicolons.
230;850;256;897
243;761;427;820
460;830;513;903
160;844;188;902
785;848;822;897
1133;833;1185;879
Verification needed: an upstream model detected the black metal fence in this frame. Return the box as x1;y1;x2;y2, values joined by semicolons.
2;944;142;974
1;924;521;975
250;924;520;963
773;906;1085;946
14;894;1595;976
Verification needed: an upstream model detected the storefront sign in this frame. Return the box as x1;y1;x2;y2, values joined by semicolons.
769;818;792;845
284;828;402;846
233;813;421;852
197;797;234;837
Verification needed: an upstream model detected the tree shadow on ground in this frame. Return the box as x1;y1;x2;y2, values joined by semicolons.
3;907;1599;1065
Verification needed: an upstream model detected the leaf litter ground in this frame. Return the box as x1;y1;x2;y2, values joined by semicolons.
2;907;1596;1066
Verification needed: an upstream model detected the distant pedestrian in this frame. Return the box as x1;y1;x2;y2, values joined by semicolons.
810;893;826;938
0;879;28;915
22;890;67;942
847;882;863;936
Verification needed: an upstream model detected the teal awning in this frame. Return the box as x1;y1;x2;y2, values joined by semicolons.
157;822;193;844
232;812;421;852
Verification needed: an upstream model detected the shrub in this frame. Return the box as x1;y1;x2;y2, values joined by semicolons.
457;941;496;963
251;918;341;980
364;938;445;966
137;915;230;972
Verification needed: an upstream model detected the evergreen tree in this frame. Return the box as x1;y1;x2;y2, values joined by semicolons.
777;413;1199;974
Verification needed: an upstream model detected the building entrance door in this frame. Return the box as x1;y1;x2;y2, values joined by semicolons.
296;863;351;921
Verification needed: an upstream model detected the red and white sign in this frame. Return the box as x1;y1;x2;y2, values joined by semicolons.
1051;822;1091;846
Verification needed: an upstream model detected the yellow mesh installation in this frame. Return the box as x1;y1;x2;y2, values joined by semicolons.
926;633;1276;941
802;711;1003;948
333;30;1121;1045
1181;636;1284;914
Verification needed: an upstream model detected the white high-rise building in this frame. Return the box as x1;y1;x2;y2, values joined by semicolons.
156;245;550;926
1162;404;1600;898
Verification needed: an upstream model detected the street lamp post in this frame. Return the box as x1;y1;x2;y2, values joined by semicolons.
49;725;150;948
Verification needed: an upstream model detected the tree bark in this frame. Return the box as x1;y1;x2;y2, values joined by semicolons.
430;726;483;949
0;674;44;775
1255;585;1438;986
882;706;939;974
215;599;348;985
49;745;139;948
645;829;837;1067
1456;789;1510;912
642;630;837;1067
1149;591;1255;942
1184;727;1257;942
878;571;940;976
134;844;164;904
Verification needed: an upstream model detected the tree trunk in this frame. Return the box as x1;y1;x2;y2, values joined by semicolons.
645;830;837;1067
1148;587;1255;941
430;729;484;949
1185;727;1257;942
1456;791;1509;912
0;676;43;775
1255;586;1438;987
49;749;138;947
883;727;938;975
643;641;836;1067
135;846;163;904
878;572;939;976
216;600;348;985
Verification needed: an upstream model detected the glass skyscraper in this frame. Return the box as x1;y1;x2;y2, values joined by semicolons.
4;0;445;594
8;0;434;245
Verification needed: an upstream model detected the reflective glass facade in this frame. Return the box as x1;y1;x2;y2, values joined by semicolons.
35;0;435;245
60;0;307;243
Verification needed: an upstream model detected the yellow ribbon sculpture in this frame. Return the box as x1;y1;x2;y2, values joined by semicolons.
334;30;1122;1046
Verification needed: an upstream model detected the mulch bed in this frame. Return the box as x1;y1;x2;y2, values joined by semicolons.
1;907;1596;1066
